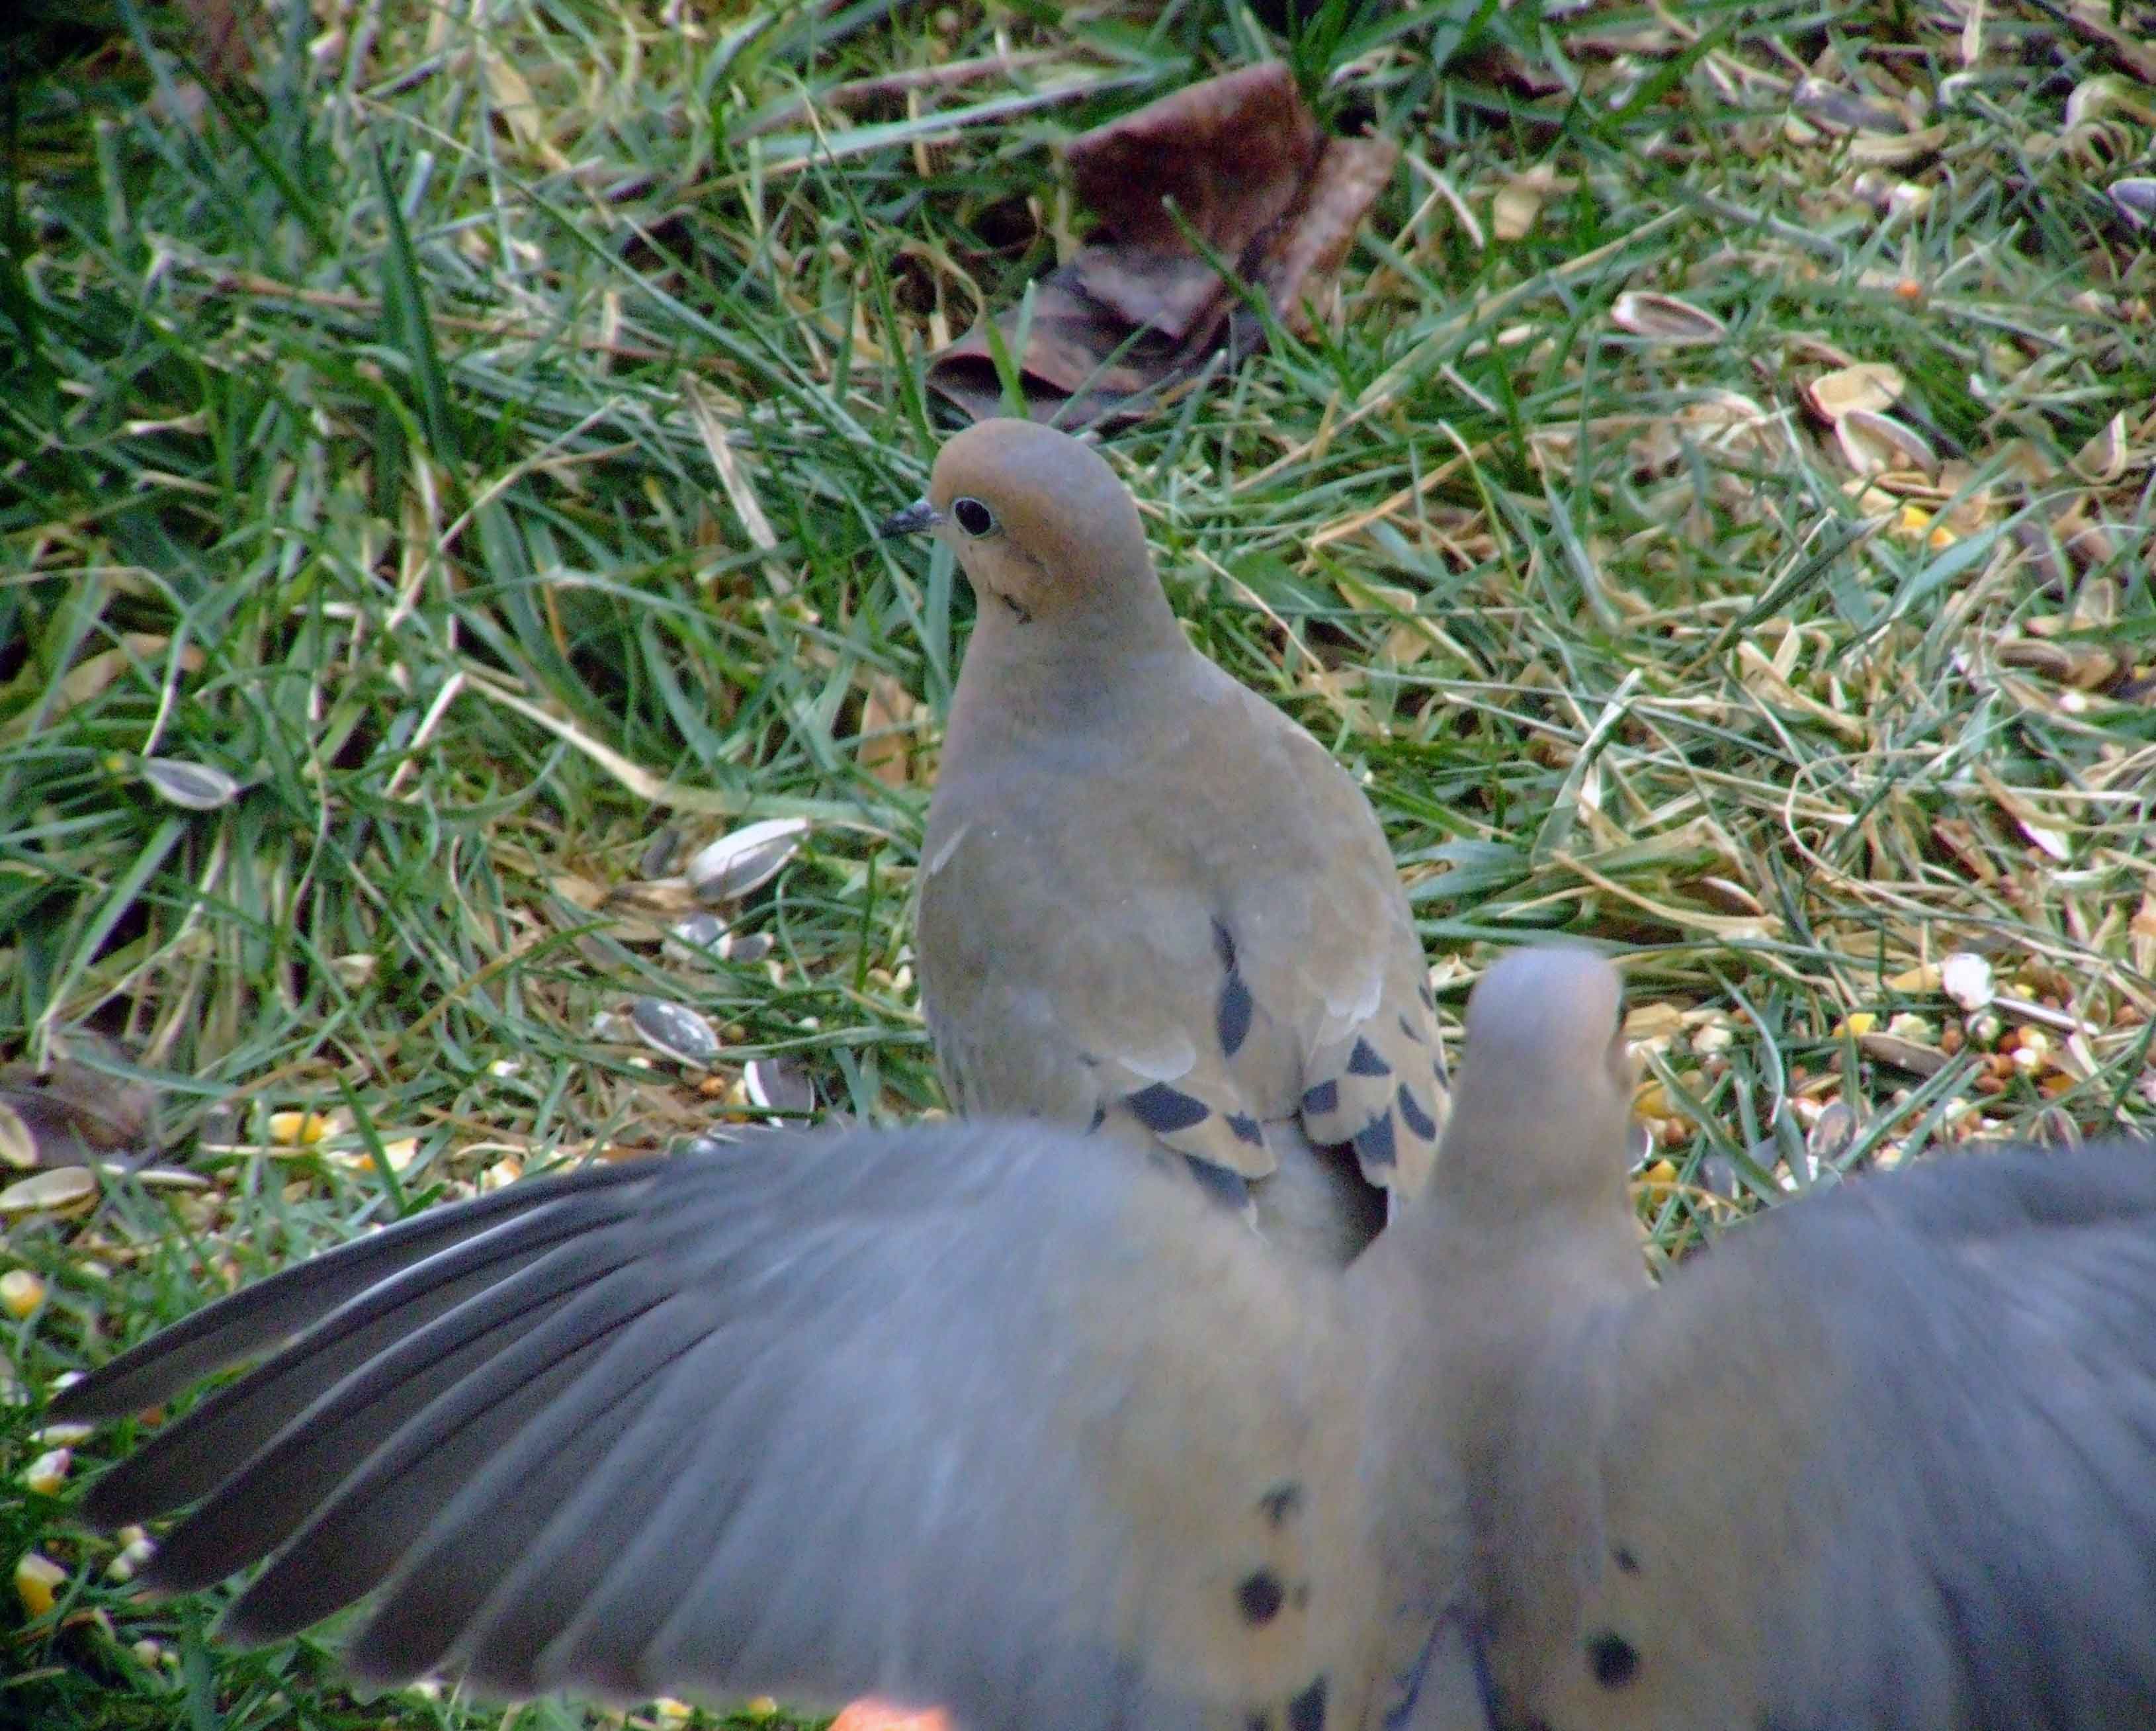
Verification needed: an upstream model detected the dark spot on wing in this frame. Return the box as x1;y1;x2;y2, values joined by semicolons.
1000;594;1033;624
1397;1084;1436;1142
1289;1674;1328;1731
1185;1157;1252;1210
1126;1082;1210;1134
1417;980;1436;1010
1397;1012;1426;1043
1087;1104;1107;1133
1247;1717;1271;1731
1587;1632;1639;1689
1258;1484;1303;1526
1211;920;1255;1057
1354;1111;1397;1169
1346;1038;1391;1077
1614;1546;1640;1575
1226;1111;1265;1147
1292;1582;1310;1610
1238;1570;1285;1626
1302;1079;1339;1117
1219;974;1254;1058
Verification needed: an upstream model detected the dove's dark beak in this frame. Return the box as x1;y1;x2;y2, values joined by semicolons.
877;498;943;539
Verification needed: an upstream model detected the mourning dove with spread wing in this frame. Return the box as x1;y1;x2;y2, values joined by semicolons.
1403;949;2156;1727
55;950;2156;1728
880;419;1445;1264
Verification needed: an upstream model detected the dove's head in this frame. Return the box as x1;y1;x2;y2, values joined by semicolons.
879;420;1167;634
1435;947;1639;1216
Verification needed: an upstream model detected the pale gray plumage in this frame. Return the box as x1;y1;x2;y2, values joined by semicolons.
55;948;2156;1730
1397;949;2156;1729
884;418;1445;1264
58;1124;1418;1730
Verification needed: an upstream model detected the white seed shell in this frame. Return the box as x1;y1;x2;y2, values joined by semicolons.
1835;408;1938;476
744;1055;813;1116
688;818;809;904
141;758;241;811
0;1103;34;1171
630;997;721;1069
1803;363;1905;422
1941;952;1996;1013
0;1166;97;1217
1609;290;1727;345
664;912;730;968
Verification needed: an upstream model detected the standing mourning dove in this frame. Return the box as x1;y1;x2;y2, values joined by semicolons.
54;950;2156;1728
880;419;1444;1263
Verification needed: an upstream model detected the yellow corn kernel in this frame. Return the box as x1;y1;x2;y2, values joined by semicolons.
23;1448;69;1495
267;1110;333;1147
0;1269;45;1319
15;1552;65;1617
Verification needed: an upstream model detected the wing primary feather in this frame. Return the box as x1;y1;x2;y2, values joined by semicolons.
54;1162;657;1422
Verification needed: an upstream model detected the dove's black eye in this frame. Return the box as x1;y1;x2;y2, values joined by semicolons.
951;497;997;537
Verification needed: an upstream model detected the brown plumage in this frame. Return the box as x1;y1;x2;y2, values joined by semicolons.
884;420;1445;1264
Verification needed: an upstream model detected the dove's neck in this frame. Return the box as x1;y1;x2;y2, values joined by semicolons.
947;581;1195;753
1362;1135;1644;1390
1356;1147;1643;1714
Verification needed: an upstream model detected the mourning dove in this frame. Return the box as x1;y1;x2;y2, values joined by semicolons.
1422;955;2156;1728
881;419;1444;1263
55;950;2156;1728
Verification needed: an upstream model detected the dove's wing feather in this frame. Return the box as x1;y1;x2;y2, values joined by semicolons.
60;1124;1427;1731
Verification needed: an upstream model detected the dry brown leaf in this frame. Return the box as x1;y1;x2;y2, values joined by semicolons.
1976;766;2074;864
38;635;205;723
2067;75;2156;130
1735;640;1869;743
1336;574;1438;664
1453;39;1571;97
857;672;920;788
482;50;574;174
0;1032;165;1169
1997;638;2124;691
681;378;791;598
1492;165;1569;242
2073;412;2130;482
927;64;1397;427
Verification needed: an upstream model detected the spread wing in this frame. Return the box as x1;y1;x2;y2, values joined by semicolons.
57;1123;1424;1731
1555;1140;2156;1729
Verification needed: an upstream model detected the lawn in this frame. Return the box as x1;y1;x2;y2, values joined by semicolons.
3;0;2152;1726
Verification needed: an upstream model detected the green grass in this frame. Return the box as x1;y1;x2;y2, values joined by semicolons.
4;0;2153;1724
